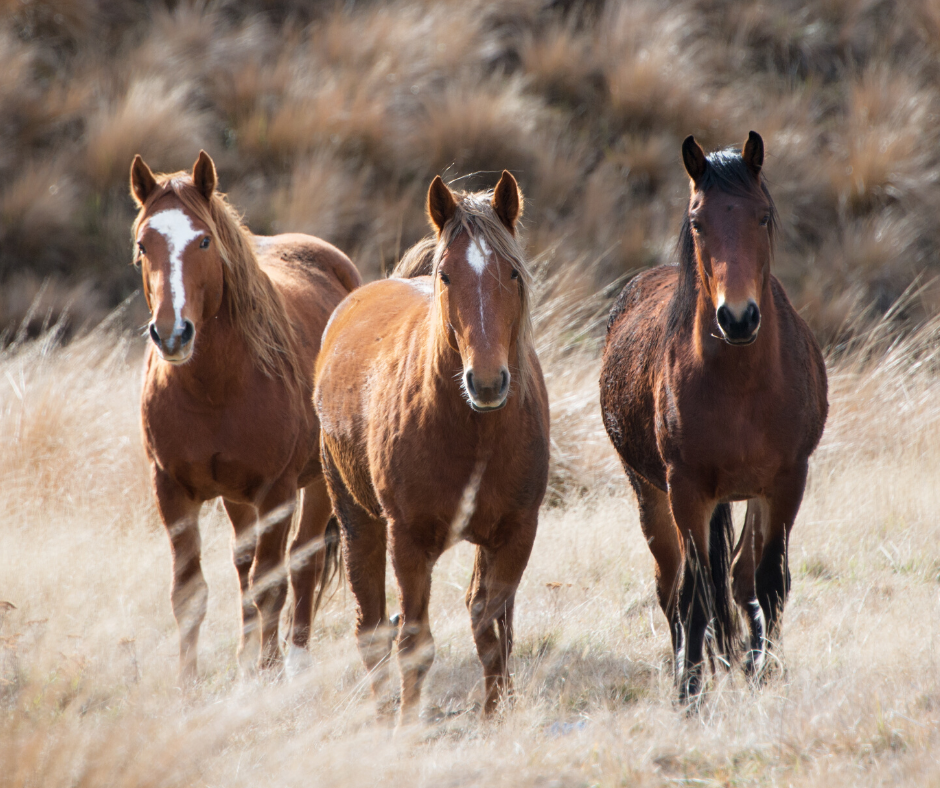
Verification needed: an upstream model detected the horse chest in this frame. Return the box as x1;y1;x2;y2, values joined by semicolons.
142;380;305;501
372;406;546;544
658;378;798;495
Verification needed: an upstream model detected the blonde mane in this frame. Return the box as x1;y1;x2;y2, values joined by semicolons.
391;188;536;403
132;173;302;388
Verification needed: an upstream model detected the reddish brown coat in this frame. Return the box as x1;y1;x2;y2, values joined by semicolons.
315;173;549;723
132;152;360;682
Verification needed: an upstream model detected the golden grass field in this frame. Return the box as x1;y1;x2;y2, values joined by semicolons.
4;0;940;785
2;294;940;787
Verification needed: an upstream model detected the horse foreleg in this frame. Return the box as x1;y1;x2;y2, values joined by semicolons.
252;486;295;674
466;518;536;716
154;469;206;686
224;500;261;675
390;525;440;726
287;475;335;670
732;498;768;679
630;473;683;653
757;464;808;649
667;474;718;705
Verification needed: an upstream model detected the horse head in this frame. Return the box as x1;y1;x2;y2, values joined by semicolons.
427;172;526;411
130;151;223;364
682;131;774;346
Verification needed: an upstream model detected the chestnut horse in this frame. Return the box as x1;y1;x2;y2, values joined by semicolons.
131;151;360;682
315;172;549;723
600;132;828;702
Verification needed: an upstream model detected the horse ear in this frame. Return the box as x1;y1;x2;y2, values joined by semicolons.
742;130;764;177
492;170;523;233
192;150;217;201
427;175;457;234
130;155;158;206
682;135;708;186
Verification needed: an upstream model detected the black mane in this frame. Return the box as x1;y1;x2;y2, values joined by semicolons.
666;147;779;337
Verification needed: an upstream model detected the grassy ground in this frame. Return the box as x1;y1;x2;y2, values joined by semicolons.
1;301;939;787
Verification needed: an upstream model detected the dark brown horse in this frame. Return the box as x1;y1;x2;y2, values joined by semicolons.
132;151;360;683
315;172;549;723
600;132;828;702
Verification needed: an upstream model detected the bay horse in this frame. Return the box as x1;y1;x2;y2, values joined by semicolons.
131;151;360;683
600;132;828;702
314;172;549;723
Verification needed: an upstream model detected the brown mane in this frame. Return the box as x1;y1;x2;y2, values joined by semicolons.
391;188;536;402
132;173;302;388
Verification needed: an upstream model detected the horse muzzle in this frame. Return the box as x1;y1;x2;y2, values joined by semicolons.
149;319;195;363
716;300;760;346
464;367;510;412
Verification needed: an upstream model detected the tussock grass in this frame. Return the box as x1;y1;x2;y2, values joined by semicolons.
4;0;940;340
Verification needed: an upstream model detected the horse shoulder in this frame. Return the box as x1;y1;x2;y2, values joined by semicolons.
769;275;829;448
600;266;676;490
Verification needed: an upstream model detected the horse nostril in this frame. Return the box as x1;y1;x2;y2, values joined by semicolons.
716;305;732;333
180;320;195;346
499;368;510;396
746;302;761;330
465;370;476;397
149;323;162;348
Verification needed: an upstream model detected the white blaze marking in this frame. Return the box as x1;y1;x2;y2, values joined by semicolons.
466;236;490;274
466;236;491;338
147;209;202;329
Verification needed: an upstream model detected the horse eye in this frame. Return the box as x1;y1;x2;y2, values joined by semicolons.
510;269;519;280
690;220;702;233
759;215;770;227
200;236;211;249
440;272;450;285
137;242;146;255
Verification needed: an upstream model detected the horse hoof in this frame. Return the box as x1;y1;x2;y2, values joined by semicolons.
285;644;314;679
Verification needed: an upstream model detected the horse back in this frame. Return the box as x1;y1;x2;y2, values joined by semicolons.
600;266;678;491
255;234;361;367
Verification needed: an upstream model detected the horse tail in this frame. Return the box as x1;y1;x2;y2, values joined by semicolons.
311;515;344;618
708;502;740;664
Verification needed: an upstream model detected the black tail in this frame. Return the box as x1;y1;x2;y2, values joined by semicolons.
311;515;344;619
707;502;740;664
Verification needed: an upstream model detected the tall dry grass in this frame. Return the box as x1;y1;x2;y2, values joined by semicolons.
1;289;939;785
3;0;940;342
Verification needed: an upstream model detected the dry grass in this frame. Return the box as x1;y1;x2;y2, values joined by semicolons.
2;294;940;786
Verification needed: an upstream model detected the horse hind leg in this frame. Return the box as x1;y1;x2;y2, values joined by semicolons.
465;517;536;716
154;471;207;686
286;475;341;676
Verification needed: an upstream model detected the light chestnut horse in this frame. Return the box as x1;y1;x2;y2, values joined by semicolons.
600;133;828;703
315;172;549;723
132;151;360;682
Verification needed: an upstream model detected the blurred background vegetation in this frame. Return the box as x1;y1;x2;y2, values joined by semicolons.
2;0;940;344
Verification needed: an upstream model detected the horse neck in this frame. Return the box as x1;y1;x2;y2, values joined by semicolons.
693;275;780;378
